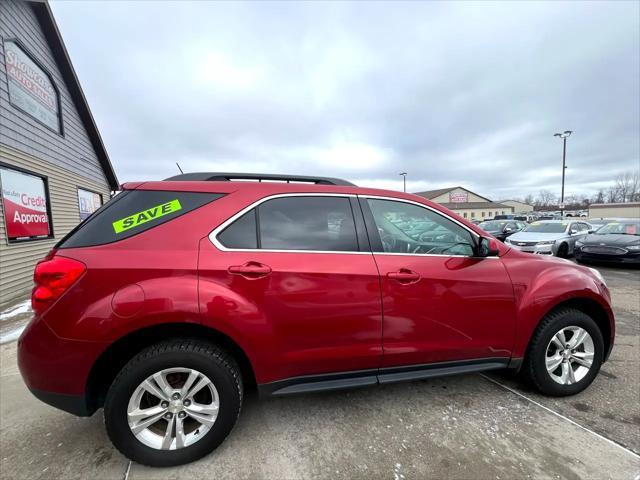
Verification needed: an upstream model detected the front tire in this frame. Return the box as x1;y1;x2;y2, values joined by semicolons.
523;308;603;396
556;242;569;258
104;340;242;467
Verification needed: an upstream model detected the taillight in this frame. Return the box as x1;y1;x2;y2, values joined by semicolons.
32;256;86;314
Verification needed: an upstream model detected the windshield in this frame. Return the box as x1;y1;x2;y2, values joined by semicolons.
479;221;507;230
523;222;568;233
596;221;640;236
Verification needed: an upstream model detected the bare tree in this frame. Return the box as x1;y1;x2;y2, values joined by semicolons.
593;189;605;204
537;189;556;207
614;171;640;203
564;194;580;207
606;185;619;203
523;194;534;206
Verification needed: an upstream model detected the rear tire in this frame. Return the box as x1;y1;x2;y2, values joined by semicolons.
522;308;603;397
104;339;242;467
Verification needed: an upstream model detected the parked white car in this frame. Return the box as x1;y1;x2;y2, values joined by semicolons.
505;220;593;257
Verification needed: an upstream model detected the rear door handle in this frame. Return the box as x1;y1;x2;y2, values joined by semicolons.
228;262;272;279
387;269;421;284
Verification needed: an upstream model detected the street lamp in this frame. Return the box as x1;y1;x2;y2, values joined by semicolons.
399;172;407;192
553;130;572;216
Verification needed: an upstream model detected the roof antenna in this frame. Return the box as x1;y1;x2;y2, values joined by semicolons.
176;162;184;174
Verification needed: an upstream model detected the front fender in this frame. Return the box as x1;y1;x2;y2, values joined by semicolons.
506;256;613;359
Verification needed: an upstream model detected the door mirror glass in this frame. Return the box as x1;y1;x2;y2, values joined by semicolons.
477;236;500;257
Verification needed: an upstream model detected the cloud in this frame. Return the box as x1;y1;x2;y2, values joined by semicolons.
50;0;639;200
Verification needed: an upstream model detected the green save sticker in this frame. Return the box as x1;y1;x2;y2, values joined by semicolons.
112;199;182;234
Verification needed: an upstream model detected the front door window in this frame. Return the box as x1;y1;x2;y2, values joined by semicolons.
367;198;475;256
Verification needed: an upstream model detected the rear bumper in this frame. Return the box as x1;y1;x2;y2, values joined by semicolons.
28;388;93;416
17;315;105;416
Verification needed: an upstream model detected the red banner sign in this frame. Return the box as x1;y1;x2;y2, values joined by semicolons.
449;191;469;203
0;168;51;240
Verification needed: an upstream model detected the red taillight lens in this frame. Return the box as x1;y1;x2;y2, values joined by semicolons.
31;256;86;314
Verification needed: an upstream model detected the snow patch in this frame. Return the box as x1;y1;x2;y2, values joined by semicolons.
0;300;31;321
0;325;26;344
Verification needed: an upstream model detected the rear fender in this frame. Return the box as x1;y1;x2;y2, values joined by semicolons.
42;273;201;342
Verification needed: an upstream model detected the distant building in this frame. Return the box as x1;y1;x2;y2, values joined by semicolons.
588;202;640;219
413;186;514;221
500;200;534;213
0;0;118;304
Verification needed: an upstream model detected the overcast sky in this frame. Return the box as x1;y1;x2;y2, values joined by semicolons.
50;1;639;200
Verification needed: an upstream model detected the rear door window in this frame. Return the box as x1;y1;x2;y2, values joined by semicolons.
259;196;357;251
58;190;223;248
214;196;359;252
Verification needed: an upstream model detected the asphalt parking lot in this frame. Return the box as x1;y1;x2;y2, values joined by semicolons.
1;264;638;480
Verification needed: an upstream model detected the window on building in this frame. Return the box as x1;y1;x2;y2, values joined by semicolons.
4;40;62;133
463;212;467;218
0;166;53;243
481;212;485;217
77;188;103;221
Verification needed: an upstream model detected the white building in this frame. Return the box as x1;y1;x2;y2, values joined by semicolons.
414;186;514;221
500;200;534;213
588;202;640;219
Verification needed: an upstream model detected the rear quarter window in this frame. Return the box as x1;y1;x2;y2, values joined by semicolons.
58;190;223;248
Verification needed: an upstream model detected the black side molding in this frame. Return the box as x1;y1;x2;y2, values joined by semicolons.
258;369;378;397
378;358;510;384
258;357;512;398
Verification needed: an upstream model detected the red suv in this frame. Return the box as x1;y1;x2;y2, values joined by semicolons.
18;173;614;466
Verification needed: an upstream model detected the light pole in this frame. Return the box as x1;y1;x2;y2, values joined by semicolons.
553;131;572;216
399;172;407;192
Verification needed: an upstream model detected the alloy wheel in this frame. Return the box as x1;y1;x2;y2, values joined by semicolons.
127;368;219;450
545;326;594;385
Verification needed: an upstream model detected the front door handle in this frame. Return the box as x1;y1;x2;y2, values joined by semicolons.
387;268;421;284
228;262;272;279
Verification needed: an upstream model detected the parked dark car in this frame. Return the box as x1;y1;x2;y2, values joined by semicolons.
575;219;640;265
478;220;527;242
586;218;619;231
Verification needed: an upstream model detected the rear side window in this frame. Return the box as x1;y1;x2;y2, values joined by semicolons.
58;190;223;248
218;209;258;249
216;196;359;252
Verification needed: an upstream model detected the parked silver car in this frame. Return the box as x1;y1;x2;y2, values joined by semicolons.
504;220;593;257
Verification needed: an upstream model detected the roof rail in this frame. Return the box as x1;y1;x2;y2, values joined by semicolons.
164;172;356;186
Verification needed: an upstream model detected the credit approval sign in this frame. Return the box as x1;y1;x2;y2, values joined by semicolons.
0;167;51;240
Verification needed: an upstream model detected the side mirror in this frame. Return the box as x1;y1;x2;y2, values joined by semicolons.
588;229;595;234
570;229;578;235
504;227;513;233
477;236;500;257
